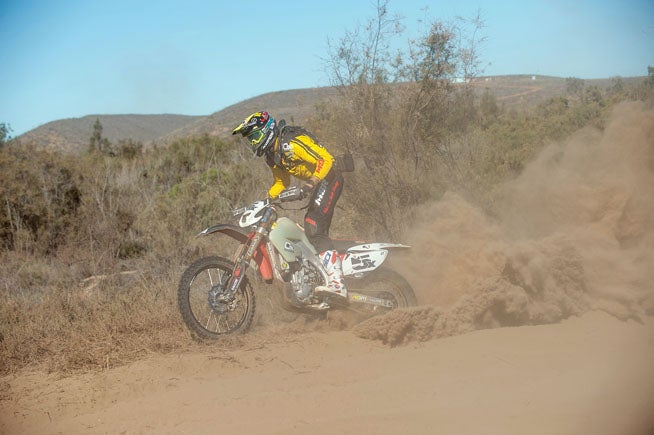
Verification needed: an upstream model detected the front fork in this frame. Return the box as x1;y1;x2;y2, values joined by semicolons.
215;208;275;304
227;228;265;294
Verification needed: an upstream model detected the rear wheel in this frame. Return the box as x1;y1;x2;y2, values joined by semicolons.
346;267;417;315
177;256;255;341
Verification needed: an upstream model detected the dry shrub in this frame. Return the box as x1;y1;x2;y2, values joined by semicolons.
0;133;288;375
0;144;82;254
0;252;190;374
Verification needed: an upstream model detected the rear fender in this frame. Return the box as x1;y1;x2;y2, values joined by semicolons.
342;250;387;275
341;243;410;275
198;224;274;282
346;243;410;252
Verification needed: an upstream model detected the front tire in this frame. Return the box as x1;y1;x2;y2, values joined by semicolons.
177;256;256;341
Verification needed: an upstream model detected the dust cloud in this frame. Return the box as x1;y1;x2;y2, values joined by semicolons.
357;101;654;345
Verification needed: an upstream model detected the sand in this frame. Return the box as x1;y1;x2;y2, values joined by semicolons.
1;312;652;435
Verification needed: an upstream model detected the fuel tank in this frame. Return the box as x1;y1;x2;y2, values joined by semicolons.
268;217;317;262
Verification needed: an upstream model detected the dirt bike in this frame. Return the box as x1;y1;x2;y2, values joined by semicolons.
177;185;417;341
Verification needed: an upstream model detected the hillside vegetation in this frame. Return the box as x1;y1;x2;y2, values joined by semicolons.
1;3;653;374
18;114;203;154
15;76;639;153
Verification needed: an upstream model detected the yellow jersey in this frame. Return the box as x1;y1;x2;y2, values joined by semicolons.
267;130;334;198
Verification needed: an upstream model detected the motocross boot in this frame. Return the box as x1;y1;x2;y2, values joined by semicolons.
315;250;348;300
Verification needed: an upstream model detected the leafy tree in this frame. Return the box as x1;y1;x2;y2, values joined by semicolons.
88;118;111;153
0;123;11;148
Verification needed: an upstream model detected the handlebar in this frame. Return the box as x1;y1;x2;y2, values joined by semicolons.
277;185;304;202
231;205;254;217
231;185;304;217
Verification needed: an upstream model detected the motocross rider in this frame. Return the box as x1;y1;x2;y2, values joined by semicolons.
232;111;347;300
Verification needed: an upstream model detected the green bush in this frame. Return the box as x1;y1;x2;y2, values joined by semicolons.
0;145;82;253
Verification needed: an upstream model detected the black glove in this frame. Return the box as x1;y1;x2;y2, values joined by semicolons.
278;185;302;202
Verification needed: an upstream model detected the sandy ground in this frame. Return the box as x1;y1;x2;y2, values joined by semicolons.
1;311;652;435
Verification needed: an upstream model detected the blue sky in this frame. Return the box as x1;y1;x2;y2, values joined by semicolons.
1;0;652;136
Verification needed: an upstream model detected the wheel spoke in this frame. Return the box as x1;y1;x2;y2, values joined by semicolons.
178;256;256;339
205;310;214;330
216;315;222;332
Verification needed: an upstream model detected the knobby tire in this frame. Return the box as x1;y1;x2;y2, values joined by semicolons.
177;256;256;341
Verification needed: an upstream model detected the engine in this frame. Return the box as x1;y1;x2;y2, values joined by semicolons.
290;261;321;301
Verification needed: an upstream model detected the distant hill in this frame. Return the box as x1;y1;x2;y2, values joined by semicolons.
18;114;203;154
16;75;641;153
161;87;341;143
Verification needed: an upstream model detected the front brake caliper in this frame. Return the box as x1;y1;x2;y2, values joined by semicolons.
208;283;232;312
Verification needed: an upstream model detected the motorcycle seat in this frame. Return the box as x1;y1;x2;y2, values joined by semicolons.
331;238;369;253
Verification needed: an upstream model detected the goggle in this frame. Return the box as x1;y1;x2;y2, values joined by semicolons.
246;129;265;146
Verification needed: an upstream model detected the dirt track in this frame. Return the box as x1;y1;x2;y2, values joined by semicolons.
1;311;652;435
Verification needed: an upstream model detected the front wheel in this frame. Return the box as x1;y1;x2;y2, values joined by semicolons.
177;256;255;341
346;267;418;315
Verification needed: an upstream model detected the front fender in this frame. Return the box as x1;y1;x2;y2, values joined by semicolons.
198;223;250;242
197;223;274;282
